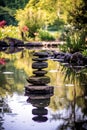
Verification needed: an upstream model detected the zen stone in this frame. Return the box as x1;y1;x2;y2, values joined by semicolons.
25;93;53;100
33;52;48;58
33;70;47;76
32;62;48;69
32;57;48;62
25;85;54;95
27;76;50;85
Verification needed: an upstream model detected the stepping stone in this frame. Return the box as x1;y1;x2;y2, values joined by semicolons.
32;61;48;69
27;76;50;85
33;70;48;76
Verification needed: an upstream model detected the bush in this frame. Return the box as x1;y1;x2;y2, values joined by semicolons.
38;29;55;41
0;25;21;40
59;25;86;53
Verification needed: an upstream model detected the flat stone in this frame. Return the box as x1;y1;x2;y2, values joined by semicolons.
33;70;48;76
33;52;48;58
27;76;50;85
32;57;48;62
25;85;54;94
25;93;53;99
32;61;48;69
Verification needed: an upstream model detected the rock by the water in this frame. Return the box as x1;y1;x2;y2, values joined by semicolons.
54;52;65;59
70;52;84;65
32;61;48;69
64;53;71;63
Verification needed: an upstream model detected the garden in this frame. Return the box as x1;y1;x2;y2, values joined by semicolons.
0;0;87;130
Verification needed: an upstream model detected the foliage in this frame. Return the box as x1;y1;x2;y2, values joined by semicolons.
66;0;87;33
0;0;29;25
82;50;87;57
48;18;65;31
59;25;86;53
0;25;21;40
38;29;55;41
15;0;66;38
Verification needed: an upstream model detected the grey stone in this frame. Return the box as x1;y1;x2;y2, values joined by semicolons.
33;70;48;76
32;61;48;69
32;57;48;62
33;52;48;58
27;76;50;85
70;52;83;65
25;85;54;94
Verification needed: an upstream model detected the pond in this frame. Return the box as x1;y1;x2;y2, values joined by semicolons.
0;47;87;130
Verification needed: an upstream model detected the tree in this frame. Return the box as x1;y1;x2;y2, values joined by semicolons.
15;0;66;37
67;0;87;32
0;0;29;25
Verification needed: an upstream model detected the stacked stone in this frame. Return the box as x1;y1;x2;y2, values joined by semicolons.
25;52;54;122
25;52;54;95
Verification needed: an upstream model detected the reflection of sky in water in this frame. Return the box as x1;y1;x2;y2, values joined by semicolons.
3;93;87;130
3;93;58;130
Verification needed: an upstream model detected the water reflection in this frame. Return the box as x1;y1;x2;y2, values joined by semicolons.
0;48;87;129
50;64;87;130
0;98;11;130
27;94;50;122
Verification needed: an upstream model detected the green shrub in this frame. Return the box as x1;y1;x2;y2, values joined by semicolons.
82;50;87;57
59;25;86;53
38;29;55;41
0;25;21;40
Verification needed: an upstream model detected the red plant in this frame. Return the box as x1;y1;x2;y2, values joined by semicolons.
22;25;29;32
0;58;6;65
0;20;6;28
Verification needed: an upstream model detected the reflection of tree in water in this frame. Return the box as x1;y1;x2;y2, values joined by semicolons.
50;65;87;130
0;59;28;96
0;98;11;130
61;64;87;86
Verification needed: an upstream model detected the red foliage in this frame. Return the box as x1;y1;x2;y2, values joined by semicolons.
22;25;29;32
0;58;6;65
0;20;6;28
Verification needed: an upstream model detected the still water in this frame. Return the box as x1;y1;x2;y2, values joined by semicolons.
0;47;87;130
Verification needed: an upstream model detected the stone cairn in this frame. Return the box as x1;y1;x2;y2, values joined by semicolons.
25;51;54;122
25;51;54;95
